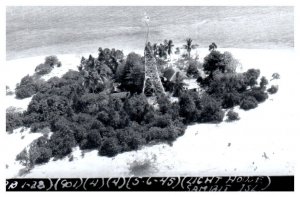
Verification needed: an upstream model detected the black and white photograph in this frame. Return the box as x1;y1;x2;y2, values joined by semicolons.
2;1;298;192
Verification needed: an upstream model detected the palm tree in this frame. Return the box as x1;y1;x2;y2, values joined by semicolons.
183;38;198;59
166;40;174;56
172;72;186;97
209;42;217;51
158;44;167;59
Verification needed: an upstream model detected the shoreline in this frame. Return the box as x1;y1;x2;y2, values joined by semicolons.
5;47;295;87
6;47;295;61
5;47;297;178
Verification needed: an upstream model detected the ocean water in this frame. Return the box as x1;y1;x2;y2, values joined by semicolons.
6;6;293;60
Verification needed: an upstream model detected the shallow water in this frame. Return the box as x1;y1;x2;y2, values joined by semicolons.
6;6;293;60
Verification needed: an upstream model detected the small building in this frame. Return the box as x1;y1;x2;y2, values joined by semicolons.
110;92;130;101
111;82;121;93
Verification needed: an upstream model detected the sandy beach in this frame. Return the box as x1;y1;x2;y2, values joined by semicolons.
4;47;297;178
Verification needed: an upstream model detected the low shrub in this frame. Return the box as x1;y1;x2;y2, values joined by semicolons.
222;92;242;109
30;122;50;132
247;88;269;103
226;110;240;121
28;136;52;165
186;60;200;78
15;75;44;99
98;137;122;157
271;73;280;80
16;136;52;167
260;76;268;89
243;69;260;87
16;148;29;166
157;95;172;114
146;127;171;142
80;129;102;149
35;63;53;76
117;127;146;150
206;72;247;98
179;92;196;123
49;118;77;158
124;94;152;123
198;94;224;123
240;96;258;110
267;85;279;94
6;109;23;132
179;91;224;123
45;55;59;66
148;114;173;128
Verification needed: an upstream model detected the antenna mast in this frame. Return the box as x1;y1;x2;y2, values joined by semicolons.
142;13;165;97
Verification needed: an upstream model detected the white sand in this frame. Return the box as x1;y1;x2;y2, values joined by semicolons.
5;48;297;178
4;128;43;178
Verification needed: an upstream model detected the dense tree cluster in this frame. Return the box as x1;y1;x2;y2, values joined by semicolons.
9;43;279;167
15;56;62;99
179;91;224;123
22;88;185;159
29;136;52;165
202;50;239;76
16;136;52;167
198;50;272;111
12;51;186;162
15;75;44;99
117;52;145;94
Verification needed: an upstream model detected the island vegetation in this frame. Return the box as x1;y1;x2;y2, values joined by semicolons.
6;39;279;169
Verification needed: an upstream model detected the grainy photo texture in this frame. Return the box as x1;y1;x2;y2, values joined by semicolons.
5;6;295;191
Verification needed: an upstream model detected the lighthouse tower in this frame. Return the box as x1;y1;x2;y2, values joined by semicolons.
142;13;165;97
